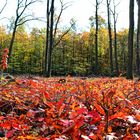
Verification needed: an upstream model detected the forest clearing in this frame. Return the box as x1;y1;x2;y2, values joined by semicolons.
0;0;140;139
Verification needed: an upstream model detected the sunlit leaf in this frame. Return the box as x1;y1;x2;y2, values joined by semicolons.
93;102;105;115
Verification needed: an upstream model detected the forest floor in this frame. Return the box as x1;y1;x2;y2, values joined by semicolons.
0;76;140;139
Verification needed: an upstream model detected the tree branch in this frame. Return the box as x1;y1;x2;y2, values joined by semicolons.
110;0;120;23
18;14;33;23
54;22;75;47
17;0;41;19
53;0;71;39
98;0;103;5
0;0;7;15
16;17;40;26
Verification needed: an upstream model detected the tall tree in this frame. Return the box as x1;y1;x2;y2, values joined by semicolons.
8;0;40;63
45;0;74;77
47;0;55;77
107;0;113;76
44;0;50;76
136;0;140;75
127;0;134;79
111;0;119;76
94;0;102;74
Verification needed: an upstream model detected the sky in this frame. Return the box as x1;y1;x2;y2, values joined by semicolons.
0;0;138;32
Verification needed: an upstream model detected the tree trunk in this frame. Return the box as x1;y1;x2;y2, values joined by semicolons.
136;0;140;75
95;0;99;75
127;0;134;79
7;0;40;64
72;36;75;66
8;20;18;63
113;1;119;76
114;21;119;76
45;0;50;76
46;0;54;77
107;0;113;76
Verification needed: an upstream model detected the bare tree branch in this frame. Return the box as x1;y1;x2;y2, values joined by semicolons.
98;0;103;5
54;28;71;47
54;21;75;47
110;0;121;23
17;17;40;26
53;0;72;39
19;0;25;6
8;0;42;63
18;0;39;18
108;0;112;5
15;0;42;26
0;0;7;15
18;14;33;22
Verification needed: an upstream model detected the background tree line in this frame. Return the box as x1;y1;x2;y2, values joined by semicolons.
0;23;132;76
0;0;139;78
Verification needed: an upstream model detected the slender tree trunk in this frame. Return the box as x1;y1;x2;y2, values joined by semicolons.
62;42;65;73
47;0;54;77
95;0;99;75
114;21;119;76
136;0;140;75
45;0;50;76
72;36;75;66
127;0;134;79
8;20;18;63
7;0;40;64
107;0;113;76
113;2;119;76
122;46;126;73
8;28;16;63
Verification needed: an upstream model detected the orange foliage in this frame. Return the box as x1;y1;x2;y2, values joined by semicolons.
0;77;139;139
